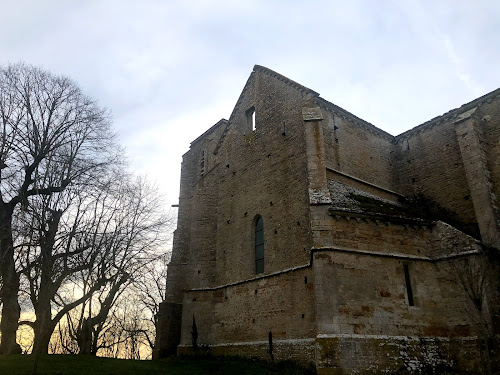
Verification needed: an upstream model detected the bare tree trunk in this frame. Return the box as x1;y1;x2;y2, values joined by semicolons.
31;209;62;356
32;300;54;355
77;318;93;355
75;274;129;355
30;314;56;375
0;203;21;355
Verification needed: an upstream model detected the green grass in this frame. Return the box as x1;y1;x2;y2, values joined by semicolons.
0;354;315;375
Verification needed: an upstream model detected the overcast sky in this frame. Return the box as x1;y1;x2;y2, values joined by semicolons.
1;0;499;208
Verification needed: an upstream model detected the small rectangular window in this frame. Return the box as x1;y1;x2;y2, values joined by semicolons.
246;106;256;132
403;264;414;306
200;149;205;177
255;216;264;274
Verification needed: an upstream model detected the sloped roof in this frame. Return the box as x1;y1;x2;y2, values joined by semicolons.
328;180;409;217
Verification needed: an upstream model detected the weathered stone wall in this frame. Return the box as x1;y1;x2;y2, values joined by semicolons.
153;301;183;358
178;338;316;366
315;335;482;374
313;250;480;337
393;118;477;229
212;67;314;285
321;104;396;192
157;66;499;373
311;205;432;254
461;100;500;249
391;92;500;246
482;98;500;205
165;120;228;299
179;267;316;350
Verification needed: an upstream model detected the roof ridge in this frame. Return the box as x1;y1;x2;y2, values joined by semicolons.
253;65;319;96
190;118;228;146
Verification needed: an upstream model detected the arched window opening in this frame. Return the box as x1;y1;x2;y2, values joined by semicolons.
255;216;264;274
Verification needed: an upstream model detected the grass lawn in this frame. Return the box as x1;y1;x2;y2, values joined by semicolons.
0;354;315;375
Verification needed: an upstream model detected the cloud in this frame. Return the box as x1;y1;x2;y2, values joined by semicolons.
1;0;499;208
441;35;482;96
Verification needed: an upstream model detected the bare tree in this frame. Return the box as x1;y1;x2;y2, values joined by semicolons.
16;174;169;357
46;233;171;359
48;249;169;359
99;253;170;359
16;178;115;356
0;63;116;354
71;177;170;356
128;252;169;355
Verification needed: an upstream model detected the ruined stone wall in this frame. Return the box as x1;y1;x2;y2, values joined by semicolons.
392;92;500;245
309;213;486;374
158;67;497;372
479;98;500;248
180;338;316;366
213;69;313;285
156;121;229;356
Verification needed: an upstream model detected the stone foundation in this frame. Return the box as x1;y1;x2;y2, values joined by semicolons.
178;338;316;366
176;334;484;374
316;334;482;374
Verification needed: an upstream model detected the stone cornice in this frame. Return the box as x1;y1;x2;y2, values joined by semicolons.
328;208;432;227
253;65;319;96
184;243;483;293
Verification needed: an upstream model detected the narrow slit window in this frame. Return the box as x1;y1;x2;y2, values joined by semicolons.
255;216;264;274
403;264;414;306
246;106;256;132
200;149;205;177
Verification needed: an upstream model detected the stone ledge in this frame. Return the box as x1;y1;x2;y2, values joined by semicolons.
328;208;432;226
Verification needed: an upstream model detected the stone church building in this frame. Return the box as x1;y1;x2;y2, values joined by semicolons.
155;65;500;373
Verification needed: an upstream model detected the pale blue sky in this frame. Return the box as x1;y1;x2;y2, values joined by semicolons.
1;0;499;207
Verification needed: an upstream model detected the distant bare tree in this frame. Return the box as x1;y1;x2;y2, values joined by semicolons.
0;63;116;354
126;252;169;355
